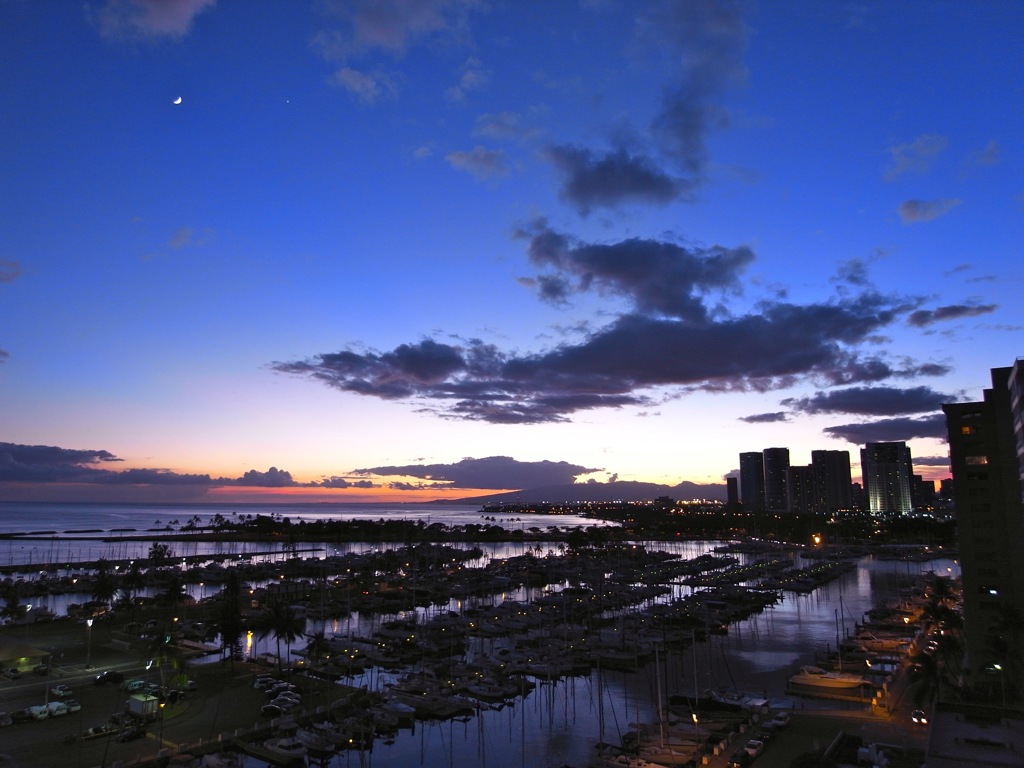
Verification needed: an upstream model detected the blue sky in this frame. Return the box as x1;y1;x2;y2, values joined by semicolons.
1;0;1021;503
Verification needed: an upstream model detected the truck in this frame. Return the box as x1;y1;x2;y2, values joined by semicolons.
126;694;159;721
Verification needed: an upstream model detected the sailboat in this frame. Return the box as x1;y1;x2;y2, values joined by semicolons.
788;665;868;688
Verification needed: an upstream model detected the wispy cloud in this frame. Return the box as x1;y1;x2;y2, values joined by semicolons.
94;0;216;41
782;385;955;416
898;198;961;223
541;0;746;214
823;414;947;444
445;146;508;180
884;134;948;181
446;56;489;101
353;456;599;489
739;412;789;423
0;261;20;282
907;302;997;327
331;67;396;104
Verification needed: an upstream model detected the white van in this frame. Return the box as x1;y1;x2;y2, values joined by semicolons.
47;701;69;717
28;705;50;720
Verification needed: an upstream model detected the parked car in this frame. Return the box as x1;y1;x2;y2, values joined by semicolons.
114;725;146;742
261;703;284;718
50;684;74;699
28;705;50;720
46;701;69;717
743;739;765;758
64;699;82;713
253;676;277;689
94;670;124;685
0;711;12;727
3;667;21;679
10;709;33;724
33;664;49;676
122;679;147;692
726;748;751;768
765;710;791;730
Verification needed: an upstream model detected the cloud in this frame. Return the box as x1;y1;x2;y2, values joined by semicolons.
446;56;489;101
223;467;297;487
332;67;396;104
739;412;789;423
445;146;508;180
474;111;544;142
0;350;8;364
539;1;745;215
0;442;122;482
0;441;213;485
274;224;930;424
517;219;753;320
907;302;997;327
319;476;376;489
0;261;20;282
913;455;951;467
318;0;479;58
639;0;747;174
782;385;955;416
964;139;1000;170
898;198;961;223
94;0;216;40
102;468;213;485
823;414;947;444
543;145;686;214
353;456;599;489
884;134;948;180
169;227;193;249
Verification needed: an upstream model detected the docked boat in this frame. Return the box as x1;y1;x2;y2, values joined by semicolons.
262;736;307;759
788;665;868;688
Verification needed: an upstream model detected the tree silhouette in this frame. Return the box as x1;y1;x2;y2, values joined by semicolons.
254;598;305;673
218;571;245;664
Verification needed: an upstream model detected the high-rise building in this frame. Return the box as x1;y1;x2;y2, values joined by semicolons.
943;360;1024;702
739;452;765;513
763;447;790;513
726;476;739;508
786;465;815;515
860;441;913;516
811;449;853;514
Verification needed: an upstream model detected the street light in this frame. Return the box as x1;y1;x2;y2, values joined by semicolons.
85;618;94;669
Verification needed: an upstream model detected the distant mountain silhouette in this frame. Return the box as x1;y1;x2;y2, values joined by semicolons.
450;479;727;505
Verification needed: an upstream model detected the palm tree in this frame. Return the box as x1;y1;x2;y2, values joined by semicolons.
254;598;305;673
91;558;117;607
304;630;330;669
218;571;245;664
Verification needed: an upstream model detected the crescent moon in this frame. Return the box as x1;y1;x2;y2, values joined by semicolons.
173;96;182;105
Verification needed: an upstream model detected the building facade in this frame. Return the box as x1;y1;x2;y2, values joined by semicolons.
860;441;913;516
943;361;1024;703
739;452;765;513
811;449;853;514
762;447;790;513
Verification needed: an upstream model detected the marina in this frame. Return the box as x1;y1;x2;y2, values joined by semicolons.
0;503;956;768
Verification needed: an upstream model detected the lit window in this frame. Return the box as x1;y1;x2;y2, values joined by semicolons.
966;456;989;465
962;426;975;435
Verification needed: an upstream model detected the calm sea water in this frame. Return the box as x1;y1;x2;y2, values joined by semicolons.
0;501;609;567
0;502;957;767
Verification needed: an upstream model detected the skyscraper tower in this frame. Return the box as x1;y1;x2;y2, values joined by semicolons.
860;441;913;516
944;360;1024;702
763;447;790;513
739;452;765;513
811;449;853;514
